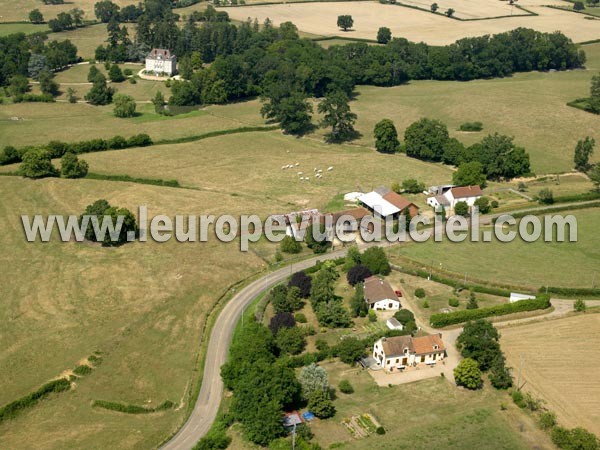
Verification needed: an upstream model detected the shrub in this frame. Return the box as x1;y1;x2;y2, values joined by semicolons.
374;118;399;153
108;135;128;149
73;365;93;376
360;247;390;275
430;296;551;327
308;389;335;418
454;358;482;390
511;390;526;408
376;426;386;435
414;288;426;298
289;271;312;298
127;133;153;147
113;94;137;118
448;298;460;307
338;379;354;394
459;121;483;132
539;410;557;430
295;313;307;323
538;188;554;205
18;149;59;179
394;309;415;324
280;235;302;254
368;309;377;322
60;152;89;179
574;299;587;312
422;300;429;308
401;178;425;194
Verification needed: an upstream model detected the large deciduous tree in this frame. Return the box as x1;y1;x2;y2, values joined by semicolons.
374;118;399;153
318;90;357;143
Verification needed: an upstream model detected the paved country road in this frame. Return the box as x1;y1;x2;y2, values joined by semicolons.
160;199;600;448
160;249;348;450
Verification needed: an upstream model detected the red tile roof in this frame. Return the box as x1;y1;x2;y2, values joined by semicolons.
450;185;482;199
364;276;397;304
382;192;417;211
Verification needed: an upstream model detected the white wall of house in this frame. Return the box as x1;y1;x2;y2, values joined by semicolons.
145;58;176;75
369;299;401;310
446;192;480;208
373;339;445;372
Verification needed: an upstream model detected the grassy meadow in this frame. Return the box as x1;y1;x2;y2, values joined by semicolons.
387;207;600;290
266;362;549;450
0;176;270;449
0;0;138;23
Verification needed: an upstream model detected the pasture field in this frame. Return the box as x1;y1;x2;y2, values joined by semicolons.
500;314;600;436
387;207;600;290
0;23;48;36
346;51;600;174
0;176;270;449
220;1;600;45
49;24;135;61
0;0;137;23
0;99;265;148
40;131;455;210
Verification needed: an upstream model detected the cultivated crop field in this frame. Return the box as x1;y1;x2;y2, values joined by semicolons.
387;207;600;290
501;314;600;436
221;0;600;45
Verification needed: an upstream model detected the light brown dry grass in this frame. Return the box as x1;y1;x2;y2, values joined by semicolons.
221;1;600;45
0;0;138;23
500;314;600;436
0;176;268;449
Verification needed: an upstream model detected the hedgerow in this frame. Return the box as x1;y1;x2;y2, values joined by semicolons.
430;296;551;327
91;400;175;414
0;378;71;423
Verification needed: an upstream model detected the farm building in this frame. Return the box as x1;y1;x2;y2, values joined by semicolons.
145;48;177;76
358;187;418;219
427;185;482;211
386;317;404;330
364;276;400;310
373;334;446;372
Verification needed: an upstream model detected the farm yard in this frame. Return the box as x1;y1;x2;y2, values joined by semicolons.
501;314;600;436
221;0;600;45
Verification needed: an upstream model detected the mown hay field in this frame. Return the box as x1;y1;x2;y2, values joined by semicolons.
501;314;600;436
0;176;271;449
221;1;600;45
0;0;137;23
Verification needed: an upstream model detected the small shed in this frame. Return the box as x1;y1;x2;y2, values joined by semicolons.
386;317;404;330
510;292;536;303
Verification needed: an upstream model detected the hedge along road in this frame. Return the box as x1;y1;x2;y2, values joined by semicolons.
160;246;351;450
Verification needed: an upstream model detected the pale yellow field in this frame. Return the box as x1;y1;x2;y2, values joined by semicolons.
501;314;600;436
221;1;600;44
0;0;138;23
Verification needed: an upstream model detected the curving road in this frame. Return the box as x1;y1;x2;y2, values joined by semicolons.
160;249;348;450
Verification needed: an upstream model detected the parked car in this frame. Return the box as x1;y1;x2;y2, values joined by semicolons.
395;290;402;297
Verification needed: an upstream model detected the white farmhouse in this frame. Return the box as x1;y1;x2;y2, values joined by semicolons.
145;48;177;76
427;185;483;211
373;334;446;372
364;276;400;310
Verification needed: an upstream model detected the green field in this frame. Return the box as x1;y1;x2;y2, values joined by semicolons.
0;23;48;36
387;207;600;290
0;0;137;23
345;45;600;174
282;362;549;450
49;24;136;60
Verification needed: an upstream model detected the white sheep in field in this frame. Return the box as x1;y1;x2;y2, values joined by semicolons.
281;165;286;170
327;166;333;171
298;172;303;176
295;162;300;166
305;177;310;181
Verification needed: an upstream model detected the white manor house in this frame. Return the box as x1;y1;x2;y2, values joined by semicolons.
145;48;177;76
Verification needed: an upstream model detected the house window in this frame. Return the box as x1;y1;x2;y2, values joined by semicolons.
388;303;393;308
396;358;399;363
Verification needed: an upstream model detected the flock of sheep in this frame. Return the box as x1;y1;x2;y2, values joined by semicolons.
281;163;333;181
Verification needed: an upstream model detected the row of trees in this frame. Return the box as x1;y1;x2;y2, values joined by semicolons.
373;117;530;181
18;150;88;180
